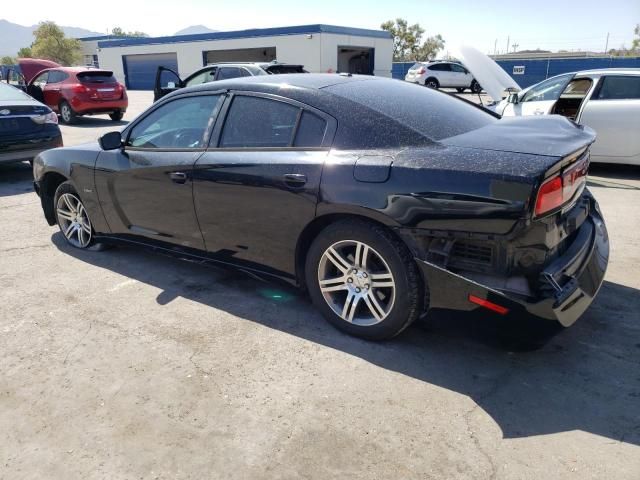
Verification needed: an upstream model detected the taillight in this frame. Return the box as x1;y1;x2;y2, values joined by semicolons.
31;111;58;125
535;155;589;217
72;83;88;93
418;67;426;74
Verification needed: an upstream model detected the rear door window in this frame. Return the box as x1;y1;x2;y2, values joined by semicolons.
594;76;640;100
219;95;300;148
293;111;327;147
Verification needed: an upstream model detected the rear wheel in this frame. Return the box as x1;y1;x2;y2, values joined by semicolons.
471;80;482;94
456;87;465;93
305;220;425;340
109;111;123;121
59;101;77;124
424;78;439;89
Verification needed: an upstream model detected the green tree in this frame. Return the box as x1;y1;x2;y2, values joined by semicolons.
381;18;445;61
31;21;81;66
1;56;16;65
111;27;148;38
632;24;639;51
17;47;33;58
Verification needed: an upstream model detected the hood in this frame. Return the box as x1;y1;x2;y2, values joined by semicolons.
442;116;596;158
454;46;520;102
17;58;61;83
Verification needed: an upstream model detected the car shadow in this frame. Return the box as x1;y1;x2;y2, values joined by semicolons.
0;162;33;197
62;117;129;129
51;232;640;446
588;164;640;190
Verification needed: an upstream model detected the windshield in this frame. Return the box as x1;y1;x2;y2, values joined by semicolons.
326;79;497;141
521;74;573;102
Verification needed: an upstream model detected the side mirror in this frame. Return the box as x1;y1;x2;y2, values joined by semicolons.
99;131;123;150
507;93;519;104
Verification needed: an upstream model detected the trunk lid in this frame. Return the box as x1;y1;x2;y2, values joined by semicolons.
441;115;595;159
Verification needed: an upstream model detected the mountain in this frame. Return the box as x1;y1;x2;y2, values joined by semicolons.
174;25;218;36
0;19;103;57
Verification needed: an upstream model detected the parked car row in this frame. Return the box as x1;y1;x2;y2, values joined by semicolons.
154;61;308;100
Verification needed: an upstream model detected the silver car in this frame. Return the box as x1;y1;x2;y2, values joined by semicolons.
493;69;640;165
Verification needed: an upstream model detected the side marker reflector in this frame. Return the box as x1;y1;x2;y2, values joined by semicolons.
468;294;509;315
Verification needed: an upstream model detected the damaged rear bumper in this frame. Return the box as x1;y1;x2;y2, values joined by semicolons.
417;203;609;327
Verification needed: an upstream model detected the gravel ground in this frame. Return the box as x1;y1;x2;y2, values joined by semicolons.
0;90;639;479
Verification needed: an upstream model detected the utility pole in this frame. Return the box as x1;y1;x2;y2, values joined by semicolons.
506;36;510;55
494;39;498;56
512;43;519;53
604;32;610;53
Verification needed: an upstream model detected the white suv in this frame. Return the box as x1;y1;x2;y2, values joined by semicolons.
405;61;482;93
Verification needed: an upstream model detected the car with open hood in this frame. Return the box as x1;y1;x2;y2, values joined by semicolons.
154;61;308;101
456;47;640;165
32;74;608;342
7;59;128;124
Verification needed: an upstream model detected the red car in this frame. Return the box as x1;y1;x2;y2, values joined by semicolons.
15;59;128;124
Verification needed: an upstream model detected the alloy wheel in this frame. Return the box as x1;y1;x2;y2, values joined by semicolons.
56;193;92;248
61;104;71;123
317;240;396;326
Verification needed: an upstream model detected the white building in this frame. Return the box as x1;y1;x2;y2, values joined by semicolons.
82;25;393;89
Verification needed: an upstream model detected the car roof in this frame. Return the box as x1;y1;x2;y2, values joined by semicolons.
184;72;374;93
42;67;113;73
574;68;640;77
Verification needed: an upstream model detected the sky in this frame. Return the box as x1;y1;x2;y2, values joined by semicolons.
2;0;639;54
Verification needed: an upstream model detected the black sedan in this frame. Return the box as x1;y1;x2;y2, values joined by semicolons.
33;74;609;341
0;82;62;166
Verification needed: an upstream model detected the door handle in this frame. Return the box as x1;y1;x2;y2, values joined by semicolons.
169;171;187;184
284;173;307;188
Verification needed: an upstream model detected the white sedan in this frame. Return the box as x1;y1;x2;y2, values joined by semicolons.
494;69;640;165
456;46;640;165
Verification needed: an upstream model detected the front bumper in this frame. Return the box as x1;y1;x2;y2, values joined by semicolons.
417;201;609;327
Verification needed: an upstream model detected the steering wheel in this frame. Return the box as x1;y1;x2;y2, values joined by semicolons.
171;129;202;148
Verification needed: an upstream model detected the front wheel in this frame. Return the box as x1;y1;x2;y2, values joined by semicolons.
305;220;425;340
54;181;96;249
456;87;465;93
471;80;482;94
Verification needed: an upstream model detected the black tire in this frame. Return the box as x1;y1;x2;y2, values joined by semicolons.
54;181;106;250
471;80;482;94
456;87;465;93
424;77;439;89
59;101;77;124
305;219;425;340
109;111;124;121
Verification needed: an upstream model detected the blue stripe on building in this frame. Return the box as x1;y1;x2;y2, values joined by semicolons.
392;57;640;88
98;24;391;49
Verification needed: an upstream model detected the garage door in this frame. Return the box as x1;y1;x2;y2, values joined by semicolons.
123;53;178;90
